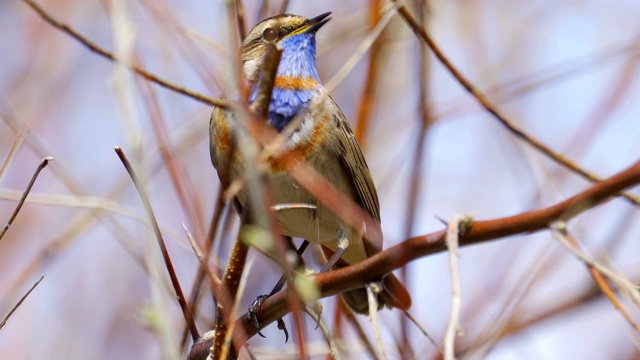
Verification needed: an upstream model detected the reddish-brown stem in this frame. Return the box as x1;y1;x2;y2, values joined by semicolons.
394;2;640;206
21;0;229;109
354;0;383;149
0;157;53;241
114;147;199;341
189;157;640;359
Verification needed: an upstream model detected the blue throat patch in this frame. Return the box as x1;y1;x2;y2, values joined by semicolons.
250;32;322;132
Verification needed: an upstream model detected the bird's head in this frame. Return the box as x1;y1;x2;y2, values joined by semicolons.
240;12;331;83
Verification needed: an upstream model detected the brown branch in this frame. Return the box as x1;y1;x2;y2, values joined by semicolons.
354;0;383;148
188;157;640;359
0;276;44;331
235;0;248;41
135;56;208;253
212;233;250;359
20;0;230;109
181;189;227;351
114;147;199;342
394;2;640;206
0;156;53;241
551;223;640;333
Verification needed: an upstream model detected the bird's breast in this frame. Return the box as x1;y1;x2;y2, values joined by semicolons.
266;107;333;172
209;100;334;174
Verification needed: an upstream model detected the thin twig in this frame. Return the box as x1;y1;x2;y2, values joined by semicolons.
277;0;290;14
0;156;53;241
400;309;440;353
0;276;44;331
354;0;384;148
339;298;380;360
0;125;27;180
182;189;227;350
182;223;223;288
444;215;466;359
367;283;387;360
551;221;640;332
235;0;247;41
306;306;342;360
394;2;640;206
136;58;207;256
400;2;434;356
195;157;640;358
221;256;256;360
20;0;229;109
114;146;199;341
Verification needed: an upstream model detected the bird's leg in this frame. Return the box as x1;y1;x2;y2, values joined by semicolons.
247;239;309;341
320;230;350;273
248;230;350;338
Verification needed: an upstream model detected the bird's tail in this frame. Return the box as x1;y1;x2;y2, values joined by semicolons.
322;247;412;314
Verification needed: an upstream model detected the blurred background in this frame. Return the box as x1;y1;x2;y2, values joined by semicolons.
1;0;640;359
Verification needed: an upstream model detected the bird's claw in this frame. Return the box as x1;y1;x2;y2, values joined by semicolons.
277;318;289;343
248;295;268;338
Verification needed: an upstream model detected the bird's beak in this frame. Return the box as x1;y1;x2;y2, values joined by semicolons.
288;12;332;37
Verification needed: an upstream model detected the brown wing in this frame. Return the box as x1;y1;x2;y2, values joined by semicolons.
325;98;412;313
329;97;383;253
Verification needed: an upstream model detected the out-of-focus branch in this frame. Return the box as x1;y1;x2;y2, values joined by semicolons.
114;147;199;341
0;157;53;241
188;158;640;359
551;222;640;332
20;0;230;109
235;0;247;41
393;1;640;206
0;276;44;331
444;215;466;360
354;0;383;148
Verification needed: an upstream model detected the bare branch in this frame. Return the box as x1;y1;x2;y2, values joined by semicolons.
0;276;44;331
20;0;230;109
394;2;640;206
114;146;199;341
0;157;53;241
188;157;640;359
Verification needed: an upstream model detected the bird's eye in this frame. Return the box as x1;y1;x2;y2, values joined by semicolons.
262;28;277;42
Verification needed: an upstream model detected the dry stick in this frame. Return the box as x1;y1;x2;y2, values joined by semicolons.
354;0;384;148
139;0;224;92
257;0;270;21
183;223;218;282
277;0;290;14
394;3;640;206
114;146;199;341
338;299;380;360
443;215;466;360
181;188;227;351
187;157;640;359
0;157;53;241
20;0;229;109
136;59;208;250
400;2;435;357
305;306;342;360
235;0;247;41
367;283;387;360
550;222;640;332
186;224;247;360
220;256;256;360
0;125;27;180
210;229;250;358
0;275;44;331
496;276;637;345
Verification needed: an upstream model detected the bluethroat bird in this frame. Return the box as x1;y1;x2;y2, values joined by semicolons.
210;12;411;314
